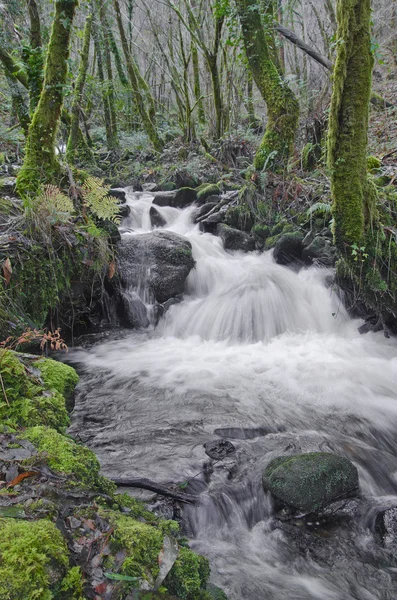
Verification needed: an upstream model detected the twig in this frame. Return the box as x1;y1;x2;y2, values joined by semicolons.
110;477;197;504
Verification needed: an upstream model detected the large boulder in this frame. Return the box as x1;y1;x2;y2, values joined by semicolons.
152;188;197;208
199;212;224;234
273;231;304;265
262;452;359;513
118;231;195;303
217;224;255;253
302;235;336;267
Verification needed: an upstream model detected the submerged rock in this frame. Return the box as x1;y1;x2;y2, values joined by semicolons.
262;452;359;513
118;230;195;303
217;224;255;253
273;231;304;265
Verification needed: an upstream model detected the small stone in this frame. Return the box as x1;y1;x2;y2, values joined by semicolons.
205;439;236;460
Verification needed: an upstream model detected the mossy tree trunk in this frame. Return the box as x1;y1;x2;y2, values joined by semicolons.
235;0;299;170
66;15;95;165
98;1;119;149
113;0;163;152
24;0;44;113
327;0;374;250
17;0;79;197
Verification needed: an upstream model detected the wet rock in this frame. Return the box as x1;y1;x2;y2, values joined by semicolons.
109;188;126;202
302;235;336;267
217;224;255;253
262;452;359;513
191;202;218;224
118;230;195;303
149;205;167;228
142;182;159;192
376;507;397;550
206;582;228;599
199;212;224;234
196;183;221;204
153;187;197;208
204;439;236;460
119;203;130;219
118;291;149;329
273;231;304;265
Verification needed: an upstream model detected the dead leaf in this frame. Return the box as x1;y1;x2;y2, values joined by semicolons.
107;261;116;279
7;471;37;487
3;258;12;286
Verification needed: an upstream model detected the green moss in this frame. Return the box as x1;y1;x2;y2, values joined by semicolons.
165;547;210;600
104;510;164;582
367;155;381;171
251;224;271;241
327;0;373;248
0;518;69;600
271;220;293;236
224;204;254;232
196;183;221;202
59;566;85;600
36;358;79;399
0;351;69;431
264;233;282;250
20;426;115;493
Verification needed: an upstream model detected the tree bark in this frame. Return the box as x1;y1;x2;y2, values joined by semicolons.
236;0;299;170
327;0;373;249
17;0;79;196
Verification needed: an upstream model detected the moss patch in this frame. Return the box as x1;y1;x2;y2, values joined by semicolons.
36;358;79;400
0;351;70;431
20;426;115;493
165;546;210;600
0;518;69;600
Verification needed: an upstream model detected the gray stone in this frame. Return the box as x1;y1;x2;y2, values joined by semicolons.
109;188;126;202
217;224;255;253
191;202;218;223
302;235;336;267
118;230;195;303
273;231;304;265
149;205;166;228
152;187;197;208
262;452;359;513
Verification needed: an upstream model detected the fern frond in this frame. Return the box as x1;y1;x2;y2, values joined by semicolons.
81;177;120;223
307;201;332;216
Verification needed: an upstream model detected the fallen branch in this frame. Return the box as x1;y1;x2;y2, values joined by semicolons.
110;477;197;504
275;24;396;109
196;191;238;223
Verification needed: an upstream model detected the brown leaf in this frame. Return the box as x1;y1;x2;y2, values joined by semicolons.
3;258;12;286
7;471;37;488
107;261;116;280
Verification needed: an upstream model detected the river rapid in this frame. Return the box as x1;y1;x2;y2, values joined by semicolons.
69;190;397;600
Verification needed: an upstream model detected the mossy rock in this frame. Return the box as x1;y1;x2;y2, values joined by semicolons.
196;184;221;203
0;351;75;432
0;518;72;600
262;452;359;513
264;233;282;251
251;224;271;245
165;546;211;599
19;426;115;493
271;220;293;236
224;204;254;232
273;231;304;265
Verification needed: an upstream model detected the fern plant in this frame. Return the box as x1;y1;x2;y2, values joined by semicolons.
81;177;120;223
306;202;332;217
35;185;74;224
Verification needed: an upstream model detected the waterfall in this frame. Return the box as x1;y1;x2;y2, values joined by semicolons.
69;190;397;600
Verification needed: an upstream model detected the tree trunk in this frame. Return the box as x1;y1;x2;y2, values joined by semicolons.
66;14;95;165
92;22;117;152
17;0;79;196
99;2;119;147
25;0;44;112
327;0;373;250
236;0;299;170
113;0;163;151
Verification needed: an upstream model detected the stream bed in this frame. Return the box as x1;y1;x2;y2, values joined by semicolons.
68;191;397;599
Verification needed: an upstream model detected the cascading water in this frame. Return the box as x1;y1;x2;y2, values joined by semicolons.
69;189;397;599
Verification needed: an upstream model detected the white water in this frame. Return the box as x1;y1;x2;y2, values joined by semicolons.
70;190;397;599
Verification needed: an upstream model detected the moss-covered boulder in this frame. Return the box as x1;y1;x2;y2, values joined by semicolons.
262;452;359;513
0;518;73;600
0;352;78;431
20;426;115;493
196;184;221;204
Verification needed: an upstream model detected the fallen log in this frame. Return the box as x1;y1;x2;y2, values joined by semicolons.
110;477;197;504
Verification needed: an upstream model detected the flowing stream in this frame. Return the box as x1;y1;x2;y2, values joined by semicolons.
69;190;397;599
